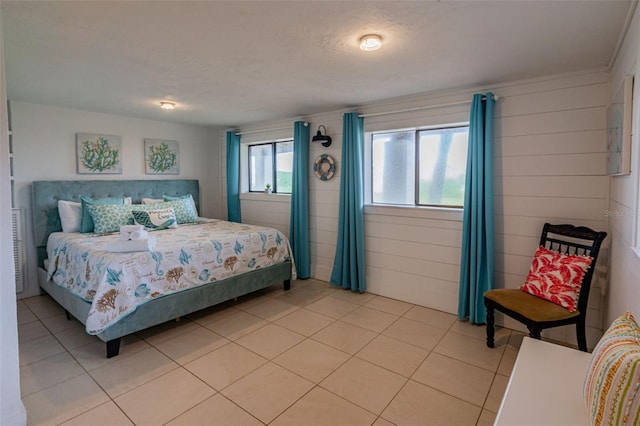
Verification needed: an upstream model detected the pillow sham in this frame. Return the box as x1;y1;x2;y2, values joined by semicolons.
58;200;82;233
87;200;198;234
163;193;198;216
132;208;178;230
520;246;592;312
85;203;135;234
80;196;125;233
160;198;198;224
584;312;640;426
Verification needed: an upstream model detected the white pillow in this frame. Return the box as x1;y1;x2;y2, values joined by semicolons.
124;197;132;205
142;198;163;205
58;200;82;233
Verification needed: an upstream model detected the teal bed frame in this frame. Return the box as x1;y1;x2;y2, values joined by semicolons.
32;180;291;357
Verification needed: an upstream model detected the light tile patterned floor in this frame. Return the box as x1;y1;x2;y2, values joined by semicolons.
17;279;521;425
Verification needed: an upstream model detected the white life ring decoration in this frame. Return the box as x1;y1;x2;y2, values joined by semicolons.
314;154;336;181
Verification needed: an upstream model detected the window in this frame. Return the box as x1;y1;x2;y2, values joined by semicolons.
248;141;293;193
370;125;469;207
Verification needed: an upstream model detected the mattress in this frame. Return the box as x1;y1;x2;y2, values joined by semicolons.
47;219;296;334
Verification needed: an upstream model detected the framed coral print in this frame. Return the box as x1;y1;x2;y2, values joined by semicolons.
144;139;179;174
606;75;633;176
76;133;122;174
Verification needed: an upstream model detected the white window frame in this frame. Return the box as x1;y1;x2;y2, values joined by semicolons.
364;123;469;217
240;138;292;202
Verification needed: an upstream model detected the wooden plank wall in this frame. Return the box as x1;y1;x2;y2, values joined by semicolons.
220;69;610;346
605;4;640;328
492;72;609;347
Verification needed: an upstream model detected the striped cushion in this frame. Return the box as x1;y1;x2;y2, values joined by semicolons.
584;312;640;426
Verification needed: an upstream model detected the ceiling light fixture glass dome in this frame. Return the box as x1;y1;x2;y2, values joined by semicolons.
160;101;176;110
359;34;382;51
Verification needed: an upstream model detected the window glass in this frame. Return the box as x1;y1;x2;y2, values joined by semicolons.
369;125;468;208
276;141;293;193
249;144;273;192
248;140;293;194
418;127;468;206
371;131;415;205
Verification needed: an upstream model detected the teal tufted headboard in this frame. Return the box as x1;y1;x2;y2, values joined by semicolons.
32;179;200;267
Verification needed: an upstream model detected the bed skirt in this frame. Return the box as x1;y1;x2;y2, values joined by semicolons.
38;261;292;355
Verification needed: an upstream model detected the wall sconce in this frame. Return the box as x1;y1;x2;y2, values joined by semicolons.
312;125;332;147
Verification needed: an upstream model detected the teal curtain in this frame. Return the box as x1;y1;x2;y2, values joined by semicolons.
330;112;365;292
458;93;496;324
226;131;241;223
290;121;311;279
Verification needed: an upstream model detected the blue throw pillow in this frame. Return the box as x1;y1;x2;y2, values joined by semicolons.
163;193;198;217
86;203;135;234
80;195;125;233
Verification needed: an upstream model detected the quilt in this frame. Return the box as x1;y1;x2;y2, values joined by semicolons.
47;220;295;334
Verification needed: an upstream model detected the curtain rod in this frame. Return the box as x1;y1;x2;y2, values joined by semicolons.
358;95;500;119
235;121;308;136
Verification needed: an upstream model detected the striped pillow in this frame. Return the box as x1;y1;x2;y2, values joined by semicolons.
584;312;640;426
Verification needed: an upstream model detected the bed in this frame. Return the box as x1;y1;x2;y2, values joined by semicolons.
33;180;293;358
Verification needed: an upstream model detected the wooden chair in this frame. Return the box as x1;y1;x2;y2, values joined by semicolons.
484;223;607;352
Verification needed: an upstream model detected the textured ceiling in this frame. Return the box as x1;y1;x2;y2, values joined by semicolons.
2;1;633;128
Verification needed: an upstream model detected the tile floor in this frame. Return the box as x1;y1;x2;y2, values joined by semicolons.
17;279;522;426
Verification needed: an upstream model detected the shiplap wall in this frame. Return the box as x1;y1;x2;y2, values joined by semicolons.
492;72;609;347
360;101;469;313
220;69;610;346
606;4;640;327
221;111;345;280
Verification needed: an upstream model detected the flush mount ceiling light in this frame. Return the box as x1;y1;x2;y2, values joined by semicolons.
160;101;176;110
359;34;382;51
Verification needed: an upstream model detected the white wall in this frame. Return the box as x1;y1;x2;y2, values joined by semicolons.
222;69;612;347
492;72;610;347
606;4;640;325
221;112;346;280
11;101;221;298
0;11;27;425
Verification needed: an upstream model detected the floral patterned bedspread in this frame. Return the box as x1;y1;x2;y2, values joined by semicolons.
46;220;295;334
